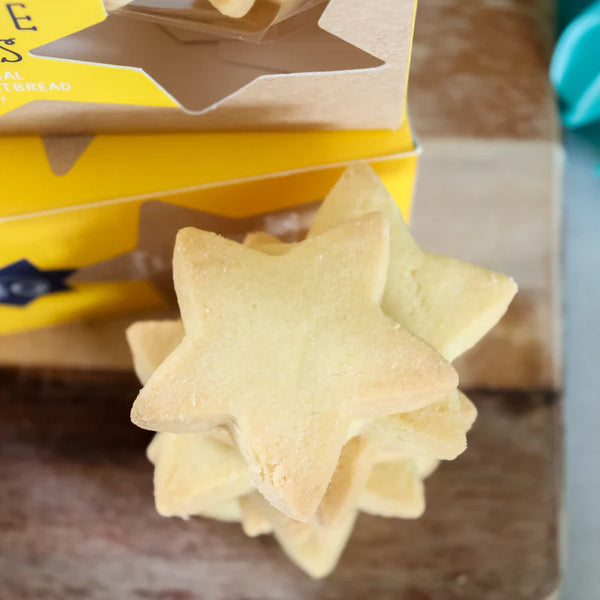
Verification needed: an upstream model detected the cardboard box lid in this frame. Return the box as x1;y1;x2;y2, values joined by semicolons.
0;0;416;133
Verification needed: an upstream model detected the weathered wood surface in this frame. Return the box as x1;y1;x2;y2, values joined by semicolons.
408;0;562;391
0;369;561;600
409;0;557;140
411;140;562;391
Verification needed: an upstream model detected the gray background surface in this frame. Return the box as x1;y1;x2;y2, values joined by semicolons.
563;131;600;599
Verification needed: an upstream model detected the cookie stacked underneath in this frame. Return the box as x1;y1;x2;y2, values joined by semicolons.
128;164;516;578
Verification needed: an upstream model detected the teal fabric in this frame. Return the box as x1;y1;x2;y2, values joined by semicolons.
559;0;596;31
551;0;600;128
553;0;600;171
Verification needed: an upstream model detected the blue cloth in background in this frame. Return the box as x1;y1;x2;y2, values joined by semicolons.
559;0;597;31
553;0;600;171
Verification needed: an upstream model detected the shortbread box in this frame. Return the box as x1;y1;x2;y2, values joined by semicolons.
0;0;416;134
0;124;418;334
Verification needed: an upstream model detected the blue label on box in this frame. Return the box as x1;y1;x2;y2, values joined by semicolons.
0;259;75;306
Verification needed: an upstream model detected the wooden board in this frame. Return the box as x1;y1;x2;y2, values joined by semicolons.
0;369;561;600
411;140;562;391
408;0;562;391
409;0;557;141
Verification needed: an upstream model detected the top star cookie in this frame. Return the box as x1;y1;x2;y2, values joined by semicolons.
309;164;517;362
131;213;457;520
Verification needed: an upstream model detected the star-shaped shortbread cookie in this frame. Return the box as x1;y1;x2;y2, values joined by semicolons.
363;391;477;460
128;319;466;528
132;214;457;519
242;491;357;579
146;432;252;518
304;164;515;477
127;319;184;385
128;319;446;577
144;424;437;578
241;164;514;523
314;398;476;528
131;214;457;520
249;165;517;362
237;452;439;578
309;164;518;362
357;455;439;519
129;324;252;519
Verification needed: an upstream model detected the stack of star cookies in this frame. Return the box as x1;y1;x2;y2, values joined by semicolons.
127;164;516;578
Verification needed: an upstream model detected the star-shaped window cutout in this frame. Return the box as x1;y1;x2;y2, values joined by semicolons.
34;4;383;112
0;259;75;306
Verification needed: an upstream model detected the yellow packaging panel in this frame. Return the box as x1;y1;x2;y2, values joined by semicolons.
0;155;416;334
2;124;415;218
0;0;175;115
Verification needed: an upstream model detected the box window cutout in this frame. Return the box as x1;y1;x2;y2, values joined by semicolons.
33;4;383;113
72;200;319;303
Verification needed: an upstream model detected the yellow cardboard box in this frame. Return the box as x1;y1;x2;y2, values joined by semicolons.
0;124;418;334
0;0;416;134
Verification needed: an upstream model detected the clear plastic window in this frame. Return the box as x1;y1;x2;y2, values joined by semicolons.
104;0;328;41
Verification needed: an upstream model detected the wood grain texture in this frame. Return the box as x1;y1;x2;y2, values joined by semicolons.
411;140;563;390
407;0;562;391
0;369;561;600
410;0;558;140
